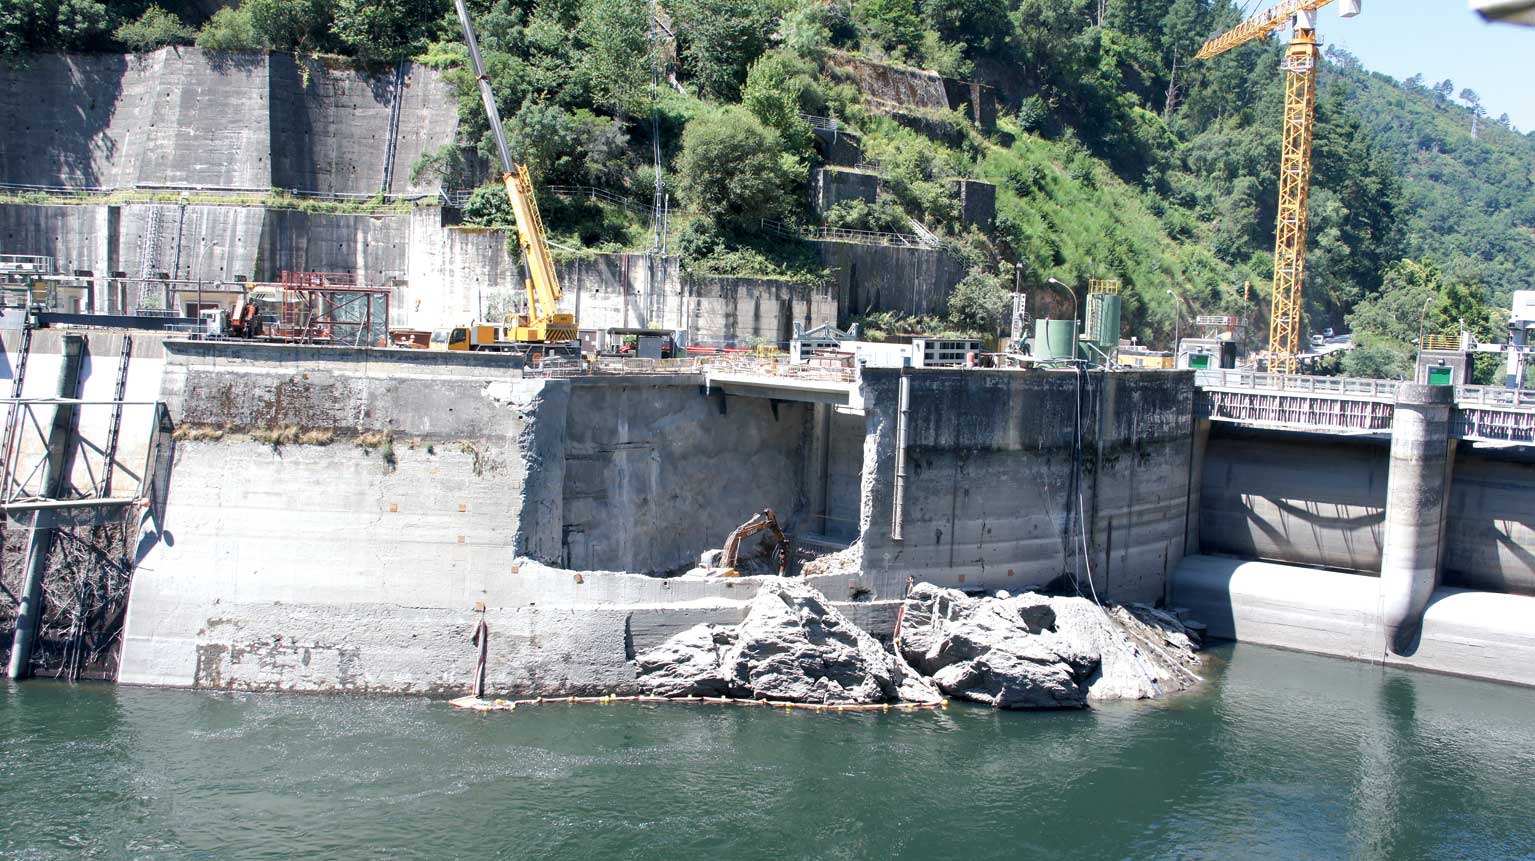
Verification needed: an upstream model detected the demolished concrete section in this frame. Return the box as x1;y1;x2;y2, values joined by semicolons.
636;579;941;705
897;584;1203;709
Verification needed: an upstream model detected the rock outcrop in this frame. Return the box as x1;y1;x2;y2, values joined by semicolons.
635;579;941;705
897;584;1203;709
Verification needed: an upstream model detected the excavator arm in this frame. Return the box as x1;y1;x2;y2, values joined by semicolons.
720;509;791;577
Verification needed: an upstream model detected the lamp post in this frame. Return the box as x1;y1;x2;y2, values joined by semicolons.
1046;277;1077;325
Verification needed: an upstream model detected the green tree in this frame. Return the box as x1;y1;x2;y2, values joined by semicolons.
674;106;799;230
741;50;818;159
854;0;922;62
923;0;1009;58
463;184;515;227
671;0;774;101
245;0;328;51
578;0;651;117
196;6;261;51
330;0;445;61
114;5;192;52
779;0;830;62
0;0;110;55
946;268;1011;333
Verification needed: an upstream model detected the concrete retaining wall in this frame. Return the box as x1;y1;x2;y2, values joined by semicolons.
560;378;811;573
857;368;1195;604
115;343;874;693
0;48;456;194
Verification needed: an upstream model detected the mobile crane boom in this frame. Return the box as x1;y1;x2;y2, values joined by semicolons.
452;0;577;345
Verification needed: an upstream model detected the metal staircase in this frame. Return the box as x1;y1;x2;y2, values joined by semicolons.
97;335;134;497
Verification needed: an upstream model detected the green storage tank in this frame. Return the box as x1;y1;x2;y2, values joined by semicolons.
1085;292;1122;351
1032;318;1078;360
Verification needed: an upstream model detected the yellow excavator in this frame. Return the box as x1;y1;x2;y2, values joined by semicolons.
450;0;578;356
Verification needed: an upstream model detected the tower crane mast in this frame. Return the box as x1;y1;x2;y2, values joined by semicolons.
1195;0;1359;374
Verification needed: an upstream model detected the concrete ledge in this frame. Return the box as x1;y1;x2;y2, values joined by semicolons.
1173;554;1535;688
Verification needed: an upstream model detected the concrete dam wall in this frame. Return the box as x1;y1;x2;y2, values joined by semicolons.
857;368;1195;605
115;347;1197;693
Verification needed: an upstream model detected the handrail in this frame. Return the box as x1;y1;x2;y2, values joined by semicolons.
1196;369;1535;413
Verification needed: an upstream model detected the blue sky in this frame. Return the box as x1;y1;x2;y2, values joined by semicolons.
1313;0;1535;130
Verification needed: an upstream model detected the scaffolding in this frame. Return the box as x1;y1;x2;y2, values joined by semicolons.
271;271;390;347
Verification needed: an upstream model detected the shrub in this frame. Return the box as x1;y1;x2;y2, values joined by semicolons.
115;6;193;52
675;107;801;231
195;7;260;51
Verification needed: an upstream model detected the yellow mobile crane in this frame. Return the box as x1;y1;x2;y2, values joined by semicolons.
451;0;578;354
1195;0;1360;374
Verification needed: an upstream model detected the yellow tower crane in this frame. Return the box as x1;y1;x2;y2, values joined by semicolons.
1195;0;1360;374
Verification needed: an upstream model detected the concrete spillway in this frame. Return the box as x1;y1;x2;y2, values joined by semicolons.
1173;555;1535;688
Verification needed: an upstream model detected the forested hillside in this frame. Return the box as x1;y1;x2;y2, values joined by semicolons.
5;0;1533;377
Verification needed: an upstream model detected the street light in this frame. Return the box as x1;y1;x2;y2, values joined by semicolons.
1046;277;1077;325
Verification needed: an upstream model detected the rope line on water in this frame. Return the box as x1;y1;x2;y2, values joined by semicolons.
450;693;947;714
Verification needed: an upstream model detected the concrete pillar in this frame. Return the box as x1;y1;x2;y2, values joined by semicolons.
805;404;832;535
1184;417;1212;558
8;334;86;679
1378;384;1456;656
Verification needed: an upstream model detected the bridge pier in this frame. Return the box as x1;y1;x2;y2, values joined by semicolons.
1379;384;1456;655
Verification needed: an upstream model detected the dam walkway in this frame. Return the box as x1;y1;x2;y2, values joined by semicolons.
1194;368;1535;444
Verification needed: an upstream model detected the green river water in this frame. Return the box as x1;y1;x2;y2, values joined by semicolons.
2;642;1533;860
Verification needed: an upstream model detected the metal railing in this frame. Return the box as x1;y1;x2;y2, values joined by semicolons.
1455;385;1535;410
1194;369;1402;401
0;181;430;208
1197;369;1535;417
760;218;937;249
800;114;842;132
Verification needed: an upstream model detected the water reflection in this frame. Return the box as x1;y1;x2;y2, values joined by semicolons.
1;644;1532;860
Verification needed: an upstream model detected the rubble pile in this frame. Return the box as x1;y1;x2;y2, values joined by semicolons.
635;579;940;705
897;584;1205;708
633;577;1203;709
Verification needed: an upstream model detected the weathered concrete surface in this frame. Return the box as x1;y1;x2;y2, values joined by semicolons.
827;52;996;130
819;241;966;320
560;377;810;573
859;368;1195;604
811;167;879;215
119;343;570;688
1173;554;1535;689
1199;430;1388;572
634;578;939;704
0;49;456;194
118;343;850;693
